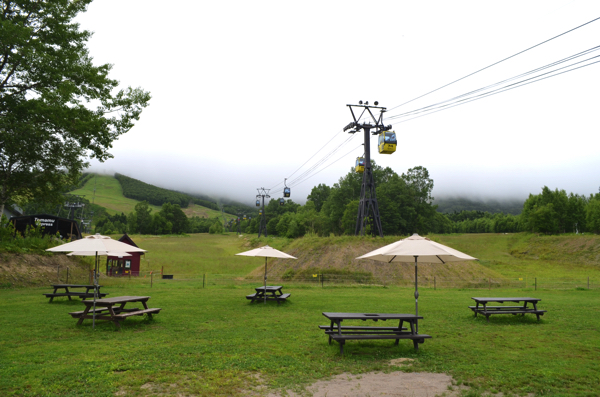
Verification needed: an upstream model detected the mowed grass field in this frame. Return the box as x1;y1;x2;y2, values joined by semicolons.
1;284;598;396
2;233;600;396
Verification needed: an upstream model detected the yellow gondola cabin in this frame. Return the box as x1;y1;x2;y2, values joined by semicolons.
378;130;397;154
355;157;365;173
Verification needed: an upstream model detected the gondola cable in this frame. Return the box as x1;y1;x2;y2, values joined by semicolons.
386;15;600;113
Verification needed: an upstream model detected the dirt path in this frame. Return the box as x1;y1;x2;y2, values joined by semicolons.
261;370;464;397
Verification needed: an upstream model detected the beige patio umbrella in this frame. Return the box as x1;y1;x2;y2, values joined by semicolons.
66;251;132;257
236;245;297;304
47;234;146;327
356;234;477;332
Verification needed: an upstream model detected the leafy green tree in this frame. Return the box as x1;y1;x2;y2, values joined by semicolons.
341;200;359;235
307;184;331;212
158;202;189;234
131;201;153;234
321;169;361;234
401;166;436;234
586;194;600;234
209;220;223;234
152;213;172;234
0;0;151;216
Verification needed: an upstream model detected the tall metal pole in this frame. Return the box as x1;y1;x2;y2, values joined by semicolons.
263;257;268;304
414;256;419;334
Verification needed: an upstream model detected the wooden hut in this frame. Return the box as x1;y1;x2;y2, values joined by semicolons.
106;234;144;276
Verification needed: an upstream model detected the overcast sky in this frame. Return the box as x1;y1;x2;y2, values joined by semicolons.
78;1;600;205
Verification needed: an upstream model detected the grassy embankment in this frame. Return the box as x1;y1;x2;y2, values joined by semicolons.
1;233;599;396
69;174;233;220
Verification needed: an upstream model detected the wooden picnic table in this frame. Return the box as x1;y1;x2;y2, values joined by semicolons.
246;286;290;304
320;312;431;355
469;297;546;321
44;284;107;302
68;296;161;329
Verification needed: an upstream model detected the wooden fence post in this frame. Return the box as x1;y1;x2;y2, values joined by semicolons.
434;276;436;290
151;272;153;288
66;267;69;284
488;278;491;290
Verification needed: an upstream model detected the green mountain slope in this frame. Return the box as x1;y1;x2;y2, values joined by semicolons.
69;174;234;220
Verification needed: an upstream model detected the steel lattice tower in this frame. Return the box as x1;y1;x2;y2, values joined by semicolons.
256;188;270;237
343;101;392;237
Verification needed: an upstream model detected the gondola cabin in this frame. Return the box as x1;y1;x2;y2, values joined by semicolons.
355;157;365;173
279;198;285;206
378;130;397;154
255;199;260;207
283;187;291;197
106;234;144;277
259;209;263;216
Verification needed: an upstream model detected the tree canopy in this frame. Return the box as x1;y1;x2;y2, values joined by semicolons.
0;0;151;215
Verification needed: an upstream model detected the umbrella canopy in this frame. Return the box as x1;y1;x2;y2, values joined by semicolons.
67;251;132;257
236;245;297;303
47;234;147;254
356;234;476;263
356;234;477;332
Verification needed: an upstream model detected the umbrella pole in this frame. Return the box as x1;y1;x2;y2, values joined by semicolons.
414;255;419;334
264;257;268;304
93;252;98;329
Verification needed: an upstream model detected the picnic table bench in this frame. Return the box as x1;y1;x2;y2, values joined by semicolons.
69;296;161;329
246;286;290;304
321;312;431;355
44;284;107;302
469;297;546;322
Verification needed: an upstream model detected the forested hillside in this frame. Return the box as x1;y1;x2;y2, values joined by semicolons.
434;196;524;215
115;173;198;208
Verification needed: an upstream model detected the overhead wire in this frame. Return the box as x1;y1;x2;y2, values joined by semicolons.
285;143;363;189
270;132;359;196
386;15;600;113
384;47;600;124
269;113;372;195
386;45;600;120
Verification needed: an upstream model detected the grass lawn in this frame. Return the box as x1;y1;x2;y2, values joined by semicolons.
1;282;598;396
